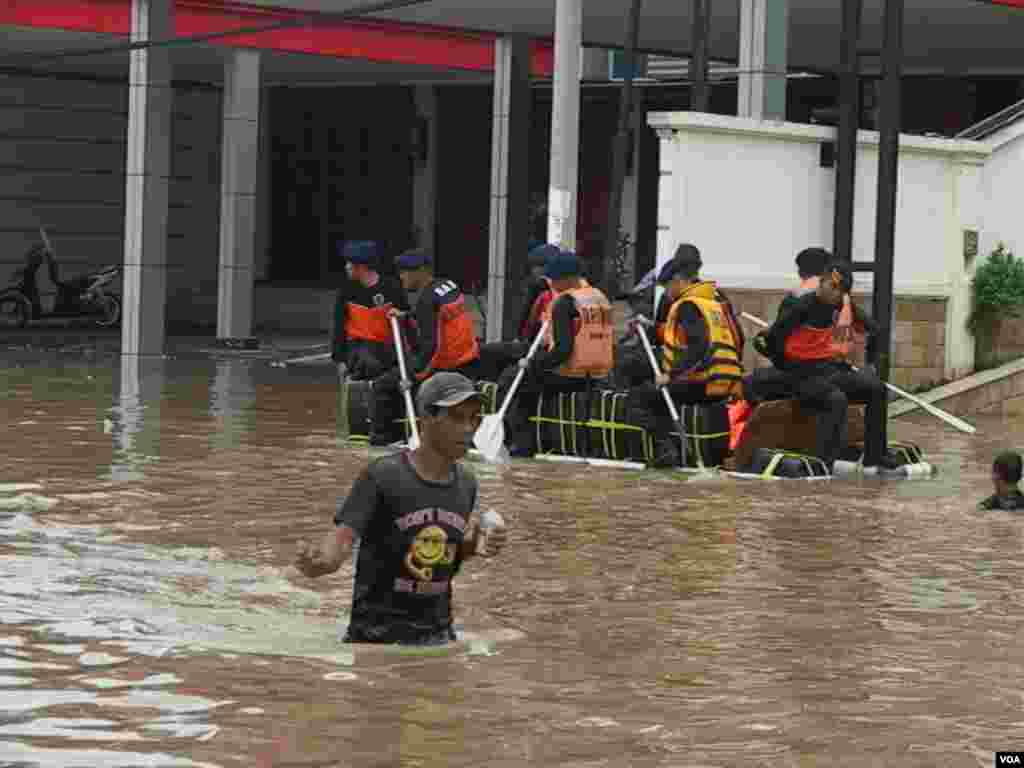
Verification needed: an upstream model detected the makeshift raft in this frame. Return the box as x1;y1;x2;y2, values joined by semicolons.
339;379;936;480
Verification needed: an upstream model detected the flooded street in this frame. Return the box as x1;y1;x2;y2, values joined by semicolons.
1;343;1022;767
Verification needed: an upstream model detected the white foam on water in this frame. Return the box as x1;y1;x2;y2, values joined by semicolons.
0;718;146;741
0;636;25;646
0;675;34;686
237;706;264;715
0;483;42;492
0;493;60;511
78;652;130;667
82;673;183;690
0;742;223;768
38;643;85;655
0;657;69;671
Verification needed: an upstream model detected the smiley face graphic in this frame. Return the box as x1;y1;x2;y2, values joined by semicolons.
404;525;456;581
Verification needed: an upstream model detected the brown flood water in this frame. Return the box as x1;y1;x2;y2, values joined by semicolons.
1;344;1023;767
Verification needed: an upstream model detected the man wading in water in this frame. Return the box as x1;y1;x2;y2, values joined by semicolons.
293;372;508;645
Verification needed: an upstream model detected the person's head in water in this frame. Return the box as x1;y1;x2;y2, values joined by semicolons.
656;243;702;300
795;247;829;288
342;241;379;286
528;243;558;281
544;249;584;292
818;258;852;306
992;451;1023;497
396;248;435;292
416;372;483;462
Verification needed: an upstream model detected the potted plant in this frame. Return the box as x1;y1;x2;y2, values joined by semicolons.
967;243;1024;369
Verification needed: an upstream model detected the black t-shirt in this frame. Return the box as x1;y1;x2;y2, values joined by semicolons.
978;490;1024;511
334;451;479;643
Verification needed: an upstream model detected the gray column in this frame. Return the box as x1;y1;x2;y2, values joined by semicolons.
547;0;582;250
412;85;439;249
122;0;173;356
253;87;273;282
737;0;788;120
217;50;261;343
487;37;532;342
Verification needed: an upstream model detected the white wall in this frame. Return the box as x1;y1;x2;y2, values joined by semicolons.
648;111;991;377
980;120;1024;263
0;72;221;326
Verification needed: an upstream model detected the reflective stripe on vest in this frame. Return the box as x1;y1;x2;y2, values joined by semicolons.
661;281;743;399
344;302;392;344
544;284;613;379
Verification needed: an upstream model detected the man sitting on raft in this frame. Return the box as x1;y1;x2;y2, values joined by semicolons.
499;249;615;458
294;372;508;645
979;451;1024;510
757;258;897;473
628;244;745;467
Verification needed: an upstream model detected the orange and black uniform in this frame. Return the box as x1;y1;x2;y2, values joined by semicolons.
500;283;614;455
410;278;481;380
332;275;411;379
763;291;884;469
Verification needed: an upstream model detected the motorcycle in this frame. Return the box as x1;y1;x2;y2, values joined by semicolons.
0;228;121;329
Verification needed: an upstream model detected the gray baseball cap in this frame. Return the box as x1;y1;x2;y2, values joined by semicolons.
416;372;481;411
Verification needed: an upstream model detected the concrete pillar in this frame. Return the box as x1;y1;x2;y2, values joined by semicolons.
412;85;439;249
217;50;261;343
122;0;173;356
254;87;273;282
487;37;532;342
946;155;984;379
737;0;788;121
547;0;582;249
618;97;646;290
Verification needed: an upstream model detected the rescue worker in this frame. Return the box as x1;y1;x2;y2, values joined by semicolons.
629;245;746;468
397;248;481;381
759;259;896;472
615;246;694;389
517;243;558;343
331;240;411;385
293;372;508;645
499;249;614;458
745;247;831;403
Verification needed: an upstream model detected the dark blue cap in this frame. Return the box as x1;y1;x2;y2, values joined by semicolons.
527;238;543;253
396;247;432;271
528;243;559;268
544;249;581;279
341;240;378;266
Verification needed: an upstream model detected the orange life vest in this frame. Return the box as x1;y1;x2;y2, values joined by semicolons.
661;281;744;399
782;300;858;363
543;283;613;379
419;293;479;377
344;302;392;344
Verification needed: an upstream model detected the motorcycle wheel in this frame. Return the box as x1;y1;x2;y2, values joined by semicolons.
96;295;121;327
0;293;30;328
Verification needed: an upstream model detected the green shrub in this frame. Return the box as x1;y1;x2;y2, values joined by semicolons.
967;243;1024;335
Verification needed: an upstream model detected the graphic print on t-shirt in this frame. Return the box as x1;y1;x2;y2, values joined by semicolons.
393;506;467;595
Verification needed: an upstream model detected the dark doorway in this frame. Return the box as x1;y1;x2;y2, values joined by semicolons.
268;86;416;285
434;85;493;294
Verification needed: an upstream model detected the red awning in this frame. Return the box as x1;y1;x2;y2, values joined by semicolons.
1;0;555;76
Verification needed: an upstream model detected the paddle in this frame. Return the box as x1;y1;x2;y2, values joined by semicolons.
473;320;550;463
635;316;689;469
389;313;421;451
281;351;331;366
739;311;977;435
